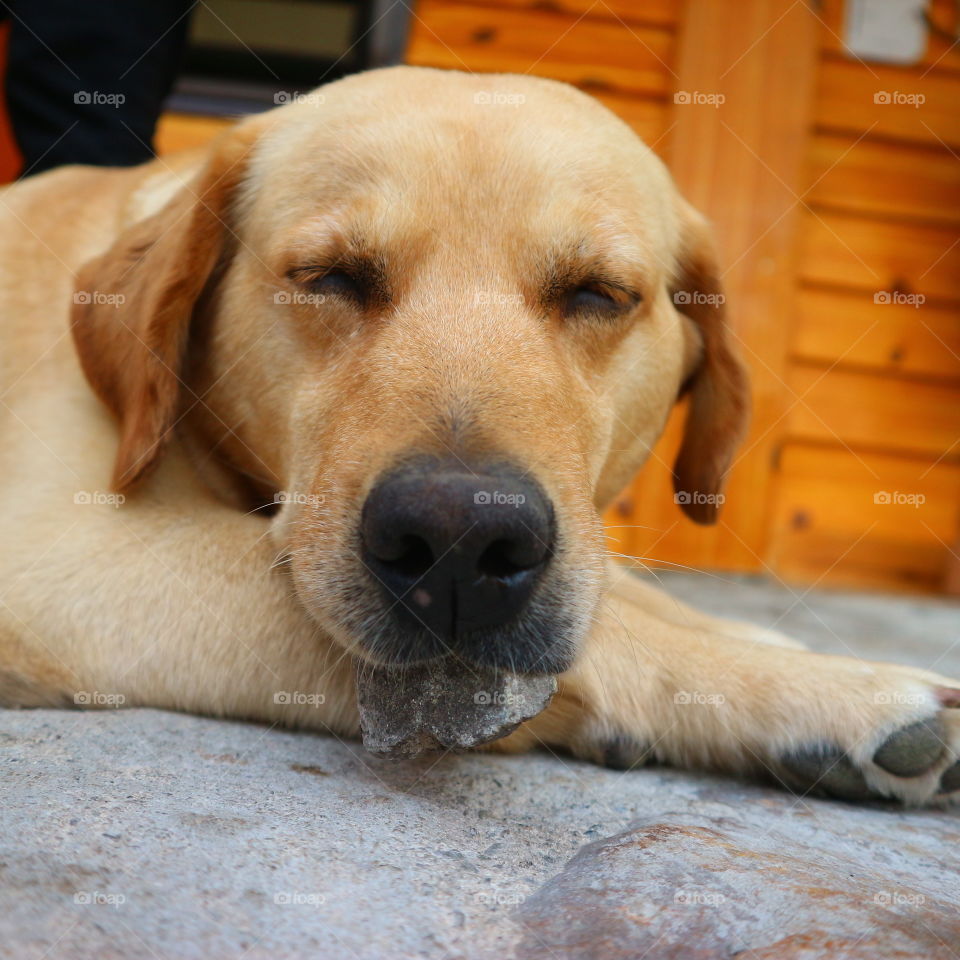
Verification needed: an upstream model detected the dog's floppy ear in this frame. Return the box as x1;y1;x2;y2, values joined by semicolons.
71;124;260;494
670;200;750;525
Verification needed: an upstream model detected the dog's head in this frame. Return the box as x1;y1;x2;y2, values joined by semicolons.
72;67;748;674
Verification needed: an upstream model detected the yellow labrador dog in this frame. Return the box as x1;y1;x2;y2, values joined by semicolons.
1;66;957;804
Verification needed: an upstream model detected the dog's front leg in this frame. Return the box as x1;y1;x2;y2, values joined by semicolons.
496;571;960;806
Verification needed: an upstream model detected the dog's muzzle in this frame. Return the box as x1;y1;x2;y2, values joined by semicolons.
360;456;555;665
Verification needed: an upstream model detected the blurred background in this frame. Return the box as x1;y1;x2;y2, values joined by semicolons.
0;0;956;595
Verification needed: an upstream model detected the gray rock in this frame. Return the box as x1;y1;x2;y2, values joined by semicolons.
355;657;557;758
518;812;960;959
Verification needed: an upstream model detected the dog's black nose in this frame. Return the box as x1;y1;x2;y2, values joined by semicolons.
361;460;554;651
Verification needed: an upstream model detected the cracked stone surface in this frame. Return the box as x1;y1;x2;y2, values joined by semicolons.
2;573;958;959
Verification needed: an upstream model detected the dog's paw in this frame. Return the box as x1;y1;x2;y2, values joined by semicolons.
777;688;960;806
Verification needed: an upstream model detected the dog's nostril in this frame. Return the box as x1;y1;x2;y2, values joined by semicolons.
477;539;534;580
376;534;434;579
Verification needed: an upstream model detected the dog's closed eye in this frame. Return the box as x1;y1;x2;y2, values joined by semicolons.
307;269;362;300
560;280;641;321
286;253;390;309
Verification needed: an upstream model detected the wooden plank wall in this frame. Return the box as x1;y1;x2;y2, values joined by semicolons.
769;0;960;592
406;0;679;155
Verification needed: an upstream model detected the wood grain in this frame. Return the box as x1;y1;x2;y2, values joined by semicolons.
799;209;960;302
792;287;960;382
787;363;960;460
451;0;681;27
806;132;960;226
625;0;821;572
406;0;675;97
769;443;960;592
816;58;960;149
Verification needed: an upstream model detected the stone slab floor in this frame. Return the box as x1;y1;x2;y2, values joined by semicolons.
2;572;959;959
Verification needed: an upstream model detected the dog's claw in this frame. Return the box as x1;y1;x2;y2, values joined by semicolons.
872;718;946;778
935;687;960;708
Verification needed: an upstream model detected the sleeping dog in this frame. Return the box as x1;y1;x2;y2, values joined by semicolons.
1;66;957;804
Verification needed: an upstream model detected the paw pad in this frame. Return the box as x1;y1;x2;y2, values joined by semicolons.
780;747;872;802
872;718;945;778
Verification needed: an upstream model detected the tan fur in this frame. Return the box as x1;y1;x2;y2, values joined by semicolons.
1;67;957;804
